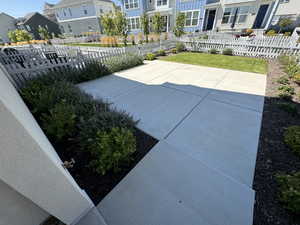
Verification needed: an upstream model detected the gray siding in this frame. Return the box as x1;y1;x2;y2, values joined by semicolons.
60;17;101;35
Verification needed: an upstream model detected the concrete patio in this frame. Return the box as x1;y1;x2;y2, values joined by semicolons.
78;60;266;225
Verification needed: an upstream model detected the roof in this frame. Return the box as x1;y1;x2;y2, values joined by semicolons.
53;0;113;8
0;12;15;20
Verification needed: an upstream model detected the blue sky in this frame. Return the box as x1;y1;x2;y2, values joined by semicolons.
0;0;121;18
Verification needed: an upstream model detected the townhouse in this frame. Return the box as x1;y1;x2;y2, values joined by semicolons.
53;0;115;36
0;13;17;43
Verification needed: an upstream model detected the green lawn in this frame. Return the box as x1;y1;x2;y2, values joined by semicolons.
66;43;131;48
161;52;268;74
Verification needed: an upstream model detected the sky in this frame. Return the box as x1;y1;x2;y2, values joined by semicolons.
0;0;121;18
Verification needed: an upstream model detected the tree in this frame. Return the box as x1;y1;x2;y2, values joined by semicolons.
141;13;150;42
173;13;186;37
278;18;293;33
8;30;18;42
152;12;164;37
38;26;51;40
15;29;33;42
100;12;117;36
114;10;129;46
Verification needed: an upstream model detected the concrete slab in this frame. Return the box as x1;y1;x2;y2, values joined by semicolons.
98;141;254;225
78;75;144;101
166;98;262;187
112;85;202;139
76;207;107;225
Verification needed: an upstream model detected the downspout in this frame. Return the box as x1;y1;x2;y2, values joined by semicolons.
264;0;280;30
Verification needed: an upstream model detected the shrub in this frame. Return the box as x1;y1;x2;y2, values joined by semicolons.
266;30;277;36
278;85;295;100
294;74;300;85
284;126;300;156
276;172;300;213
284;32;292;36
145;53;156;60
285;63;300;78
222;48;233;56
74;61;109;83
105;53;144;73
277;102;298;116
277;76;290;85
176;42;185;52
88;127;136;175
209;48;218;54
41;102;77;142
171;48;177;54
156;49;166;56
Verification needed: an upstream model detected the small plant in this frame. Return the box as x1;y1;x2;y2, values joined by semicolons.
41;102;77;142
285;63;300;78
171;48;177;54
278;55;295;66
138;39;143;45
278;85;295;100
284;125;300;156
157;49;166;56
277;76;290;85
145;53;156;60
130;35;136;45
150;37;154;43
222;48;233;56
105;53;144;73
266;30;277;36
176;42;185;52
209;48;218;54
276;172;300;214
88;127;136;175
277;102;298;116
202;34;209;39
284;32;292;36
294;74;300;85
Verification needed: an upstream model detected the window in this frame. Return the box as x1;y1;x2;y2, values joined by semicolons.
88;25;93;31
26;25;31;31
183;11;199;26
68;24;72;32
63;9;67;16
100;8;104;13
221;6;250;24
127;17;140;30
68;8;72;16
56;13;60;18
60;26;65;33
124;0;139;9
157;0;167;6
83;5;88;15
280;0;289;3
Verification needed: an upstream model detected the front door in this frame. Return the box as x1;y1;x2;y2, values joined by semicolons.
206;9;216;30
253;4;269;29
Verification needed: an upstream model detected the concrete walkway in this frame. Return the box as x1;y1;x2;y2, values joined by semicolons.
78;61;266;225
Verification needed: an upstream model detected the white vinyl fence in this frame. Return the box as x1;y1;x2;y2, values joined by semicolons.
182;36;300;58
0;40;176;88
51;34;102;44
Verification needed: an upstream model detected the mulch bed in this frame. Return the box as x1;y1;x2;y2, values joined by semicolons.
253;60;300;225
55;128;158;205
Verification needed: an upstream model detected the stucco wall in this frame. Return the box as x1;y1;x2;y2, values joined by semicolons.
0;67;94;225
0;179;49;225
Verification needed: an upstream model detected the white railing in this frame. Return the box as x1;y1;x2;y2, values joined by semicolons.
182;36;300;58
51;35;102;44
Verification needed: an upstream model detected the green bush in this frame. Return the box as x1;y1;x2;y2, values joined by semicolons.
209;48;218;54
294;74;300;85
171;48;177;54
276;172;300;213
88;127;136;175
285;63;300;78
74;61;109;83
278;85;295;100
266;30;277;36
156;49;166;56
284;126;300;156
105;53;144;73
145;53;156;60
277;76;290;85
277;102;298;116
41;102;77;142
176;42;185;52
222;48;233;56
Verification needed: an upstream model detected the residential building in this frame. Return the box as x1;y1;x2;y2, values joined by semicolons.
43;2;58;22
122;0;206;34
269;0;300;31
203;0;279;32
16;12;61;39
0;13;17;43
53;0;115;36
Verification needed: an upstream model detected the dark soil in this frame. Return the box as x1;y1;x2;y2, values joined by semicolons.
253;60;300;225
56;128;158;205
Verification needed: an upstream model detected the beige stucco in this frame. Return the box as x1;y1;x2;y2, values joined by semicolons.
0;68;94;224
0;179;49;225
